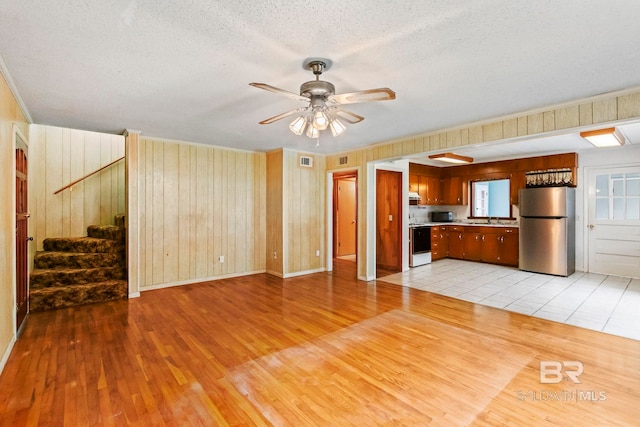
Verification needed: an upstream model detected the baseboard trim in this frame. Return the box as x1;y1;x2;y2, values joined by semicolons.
128;292;141;298
281;268;326;278
266;270;284;278
0;334;16;377
139;270;267;292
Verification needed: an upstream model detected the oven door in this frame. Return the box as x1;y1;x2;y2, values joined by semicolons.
411;226;431;254
410;226;432;267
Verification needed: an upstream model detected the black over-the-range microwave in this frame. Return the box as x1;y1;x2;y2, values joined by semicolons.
431;211;454;222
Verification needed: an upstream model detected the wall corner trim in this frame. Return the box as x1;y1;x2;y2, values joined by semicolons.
0;54;33;123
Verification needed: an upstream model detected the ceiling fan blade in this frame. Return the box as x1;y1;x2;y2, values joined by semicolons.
329;88;396;105
332;108;365;124
258;107;308;125
249;83;309;102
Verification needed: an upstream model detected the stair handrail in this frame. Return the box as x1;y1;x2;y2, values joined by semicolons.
54;156;125;195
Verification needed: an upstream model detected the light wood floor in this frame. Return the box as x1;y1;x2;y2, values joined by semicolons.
1;260;639;426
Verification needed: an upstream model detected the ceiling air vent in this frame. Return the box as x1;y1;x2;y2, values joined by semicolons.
299;155;313;168
339;156;348;165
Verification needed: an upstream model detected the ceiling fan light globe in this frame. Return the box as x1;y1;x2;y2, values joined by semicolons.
329;118;346;137
289;116;306;135
306;124;319;139
313;110;329;130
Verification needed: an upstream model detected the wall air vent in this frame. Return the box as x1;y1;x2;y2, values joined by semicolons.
299;155;313;168
339;156;348;165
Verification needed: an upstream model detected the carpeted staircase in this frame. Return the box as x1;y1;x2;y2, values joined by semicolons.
30;214;128;311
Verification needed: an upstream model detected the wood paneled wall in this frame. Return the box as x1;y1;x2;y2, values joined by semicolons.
283;150;326;275
266;149;326;277
29;125;125;252
136;137;266;290
0;70;29;370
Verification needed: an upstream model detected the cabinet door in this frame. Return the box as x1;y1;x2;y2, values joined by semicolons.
426;175;441;205
417;175;429;205
463;232;482;261
497;228;519;266
448;231;464;259
442;176;467;205
409;173;419;193
510;172;525;205
440;227;449;257
480;232;500;263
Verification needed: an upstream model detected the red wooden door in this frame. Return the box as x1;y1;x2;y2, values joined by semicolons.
376;170;402;272
16;146;28;330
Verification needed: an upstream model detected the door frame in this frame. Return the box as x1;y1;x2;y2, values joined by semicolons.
333;171;358;258
12;125;29;335
326;167;360;275
368;162;409;279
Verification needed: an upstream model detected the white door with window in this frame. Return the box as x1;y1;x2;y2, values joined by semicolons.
587;167;640;278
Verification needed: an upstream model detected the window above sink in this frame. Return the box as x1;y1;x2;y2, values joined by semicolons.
470;178;512;219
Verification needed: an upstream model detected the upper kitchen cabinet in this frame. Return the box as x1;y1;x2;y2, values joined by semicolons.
509;171;526;205
441;176;467;205
409;163;442;205
439;152;578;206
410;153;577;207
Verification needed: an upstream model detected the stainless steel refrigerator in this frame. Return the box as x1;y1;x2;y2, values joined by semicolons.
519;187;575;276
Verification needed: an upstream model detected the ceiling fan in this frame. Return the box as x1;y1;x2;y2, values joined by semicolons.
250;58;396;139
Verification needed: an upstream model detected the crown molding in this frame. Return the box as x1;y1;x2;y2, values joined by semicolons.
0;54;33;124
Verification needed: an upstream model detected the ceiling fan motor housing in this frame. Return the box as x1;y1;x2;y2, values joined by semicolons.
300;80;335;99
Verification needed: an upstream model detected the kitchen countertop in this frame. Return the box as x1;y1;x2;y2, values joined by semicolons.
409;222;519;228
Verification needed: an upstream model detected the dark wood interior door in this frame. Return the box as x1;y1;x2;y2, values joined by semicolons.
16;145;28;330
376;169;402;272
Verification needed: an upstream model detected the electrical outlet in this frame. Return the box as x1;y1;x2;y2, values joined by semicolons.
273;252;277;259
219;255;224;263
315;250;320;257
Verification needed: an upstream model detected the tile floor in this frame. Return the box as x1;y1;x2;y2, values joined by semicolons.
378;259;640;341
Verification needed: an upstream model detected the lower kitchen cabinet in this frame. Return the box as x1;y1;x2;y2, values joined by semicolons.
447;226;465;259
432;225;518;267
479;229;500;263
431;226;449;260
462;228;482;261
496;228;519;266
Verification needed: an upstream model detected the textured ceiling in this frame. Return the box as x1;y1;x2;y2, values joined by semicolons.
2;1;640;154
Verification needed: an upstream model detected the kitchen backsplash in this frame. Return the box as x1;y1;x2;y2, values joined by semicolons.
409;204;520;224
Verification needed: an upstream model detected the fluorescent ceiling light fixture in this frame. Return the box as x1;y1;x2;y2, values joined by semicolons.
428;152;473;164
580;127;626;148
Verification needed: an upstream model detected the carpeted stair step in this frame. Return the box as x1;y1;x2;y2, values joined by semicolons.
30;266;127;289
87;225;125;241
29;280;128;312
43;237;124;253
34;251;124;269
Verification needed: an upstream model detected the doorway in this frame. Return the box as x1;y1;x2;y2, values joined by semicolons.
333;172;357;262
587;166;640;278
376;169;403;277
15;131;29;331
